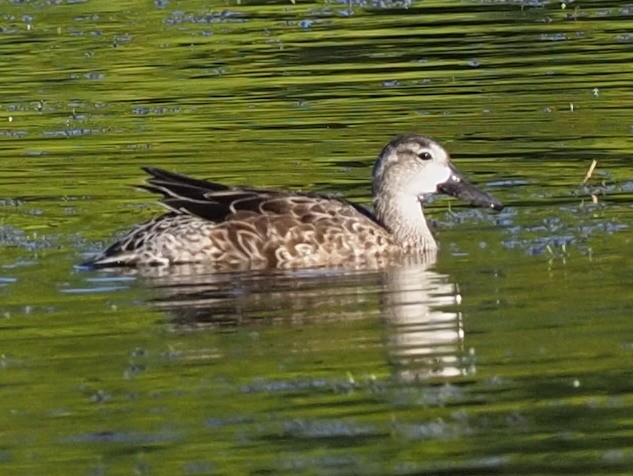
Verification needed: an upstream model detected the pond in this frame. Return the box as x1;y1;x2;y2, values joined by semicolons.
1;0;632;474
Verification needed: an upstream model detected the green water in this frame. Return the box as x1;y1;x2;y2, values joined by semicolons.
1;0;632;474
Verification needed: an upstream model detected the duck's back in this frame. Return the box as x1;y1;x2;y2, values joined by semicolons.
88;168;395;268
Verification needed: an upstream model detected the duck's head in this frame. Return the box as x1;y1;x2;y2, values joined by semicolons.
372;135;504;212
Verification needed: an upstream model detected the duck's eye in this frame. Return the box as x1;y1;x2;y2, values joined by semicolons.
417;151;433;161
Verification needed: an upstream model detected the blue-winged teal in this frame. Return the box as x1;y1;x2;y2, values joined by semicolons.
86;135;503;268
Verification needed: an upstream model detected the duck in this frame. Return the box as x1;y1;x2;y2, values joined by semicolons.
86;135;503;269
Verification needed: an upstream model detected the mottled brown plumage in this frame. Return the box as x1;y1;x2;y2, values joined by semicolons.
86;135;503;269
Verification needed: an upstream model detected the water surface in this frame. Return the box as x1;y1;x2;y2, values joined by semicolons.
1;0;632;474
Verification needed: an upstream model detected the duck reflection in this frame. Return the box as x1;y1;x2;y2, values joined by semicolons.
380;261;466;381
131;252;468;380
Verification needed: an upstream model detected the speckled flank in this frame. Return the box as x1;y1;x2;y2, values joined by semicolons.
87;135;503;269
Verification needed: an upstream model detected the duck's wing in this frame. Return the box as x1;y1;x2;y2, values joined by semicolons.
139;166;376;224
85;167;386;268
139;166;252;222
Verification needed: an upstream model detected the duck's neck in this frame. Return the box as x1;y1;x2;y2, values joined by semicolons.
374;192;437;251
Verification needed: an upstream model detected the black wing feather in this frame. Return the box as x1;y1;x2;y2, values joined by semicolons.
139;167;324;223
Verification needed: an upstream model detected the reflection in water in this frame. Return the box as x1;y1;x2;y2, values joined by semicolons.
133;252;468;381
382;264;465;381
